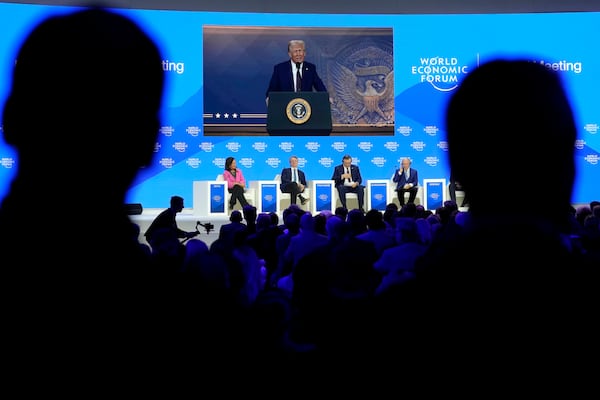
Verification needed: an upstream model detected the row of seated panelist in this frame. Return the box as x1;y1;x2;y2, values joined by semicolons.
192;175;467;216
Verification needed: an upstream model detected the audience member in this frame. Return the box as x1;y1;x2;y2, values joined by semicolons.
373;217;428;297
271;210;301;287
242;204;258;234
269;211;283;234
356;209;397;257
0;5;173;380
130;221;152;258
382;202;399;231
218;209;248;246
313;212;329;235
334;206;349;221
410;59;597;372
345;208;368;237
278;213;329;294
245;212;282;283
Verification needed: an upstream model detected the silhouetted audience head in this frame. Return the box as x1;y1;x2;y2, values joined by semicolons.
230;210;243;222
1;6;164;263
325;213;348;243
283;211;300;235
408;59;595;374
334;206;348;221
242;205;258;235
443;200;458;214
269;211;279;227
576;206;593;227
256;213;272;231
383;203;399;226
3;7;164;195
346;208;367;235
314;212;328;235
445;59;576;226
284;203;304;218
394;217;420;244
414;204;429;219
364;209;386;230
299;212;315;232
318;210;334;219
399;202;417;218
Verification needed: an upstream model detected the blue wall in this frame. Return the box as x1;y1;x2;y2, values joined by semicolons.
1;4;598;207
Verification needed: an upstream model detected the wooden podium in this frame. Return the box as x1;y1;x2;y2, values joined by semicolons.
266;91;332;136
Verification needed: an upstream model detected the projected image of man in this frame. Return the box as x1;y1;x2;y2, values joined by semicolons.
265;39;327;105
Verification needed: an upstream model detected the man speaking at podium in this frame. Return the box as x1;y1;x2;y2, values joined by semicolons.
265;39;328;106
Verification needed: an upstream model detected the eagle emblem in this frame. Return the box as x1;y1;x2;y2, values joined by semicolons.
329;46;394;125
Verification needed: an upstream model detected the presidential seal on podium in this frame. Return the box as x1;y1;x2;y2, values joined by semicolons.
286;97;311;124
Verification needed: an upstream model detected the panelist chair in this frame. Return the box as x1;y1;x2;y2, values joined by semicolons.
389;173;422;207
334;189;363;211
275;174;310;212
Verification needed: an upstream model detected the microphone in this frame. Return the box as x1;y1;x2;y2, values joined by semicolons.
296;62;301;69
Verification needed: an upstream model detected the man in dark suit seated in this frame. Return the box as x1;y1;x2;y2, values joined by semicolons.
265;39;327;106
393;157;419;206
331;154;365;213
280;155;309;206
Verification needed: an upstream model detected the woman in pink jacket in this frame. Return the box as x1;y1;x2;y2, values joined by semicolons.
223;156;250;211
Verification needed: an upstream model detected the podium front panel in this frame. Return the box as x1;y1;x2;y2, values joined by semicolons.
267;91;332;136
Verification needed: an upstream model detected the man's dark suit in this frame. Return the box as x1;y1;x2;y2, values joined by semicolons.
266;60;327;97
280;167;307;205
393;167;419;206
331;163;365;211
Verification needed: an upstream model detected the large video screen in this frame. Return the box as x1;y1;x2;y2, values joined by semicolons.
0;4;598;207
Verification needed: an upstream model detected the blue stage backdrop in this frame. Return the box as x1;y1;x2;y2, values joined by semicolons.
0;4;598;208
